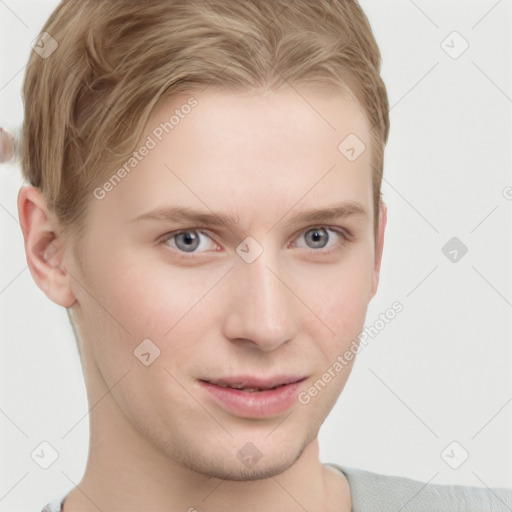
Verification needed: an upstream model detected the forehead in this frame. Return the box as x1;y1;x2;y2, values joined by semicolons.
150;86;370;164
89;87;373;230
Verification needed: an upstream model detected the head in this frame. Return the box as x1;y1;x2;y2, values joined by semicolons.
18;0;389;480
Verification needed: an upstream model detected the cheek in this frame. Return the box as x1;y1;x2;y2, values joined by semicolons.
295;251;374;339
87;250;213;331
83;255;230;376
73;254;217;404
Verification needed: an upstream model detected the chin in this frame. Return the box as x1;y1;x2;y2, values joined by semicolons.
178;434;311;482
190;453;303;482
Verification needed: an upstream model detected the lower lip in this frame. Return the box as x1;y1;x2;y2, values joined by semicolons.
199;379;305;418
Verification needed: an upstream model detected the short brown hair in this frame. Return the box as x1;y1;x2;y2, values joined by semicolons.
20;0;389;245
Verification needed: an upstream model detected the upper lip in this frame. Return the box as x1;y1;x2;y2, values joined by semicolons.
200;375;307;390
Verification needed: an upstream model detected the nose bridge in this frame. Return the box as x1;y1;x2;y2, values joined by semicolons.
222;250;298;350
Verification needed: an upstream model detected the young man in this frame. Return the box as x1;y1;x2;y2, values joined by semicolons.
16;1;511;510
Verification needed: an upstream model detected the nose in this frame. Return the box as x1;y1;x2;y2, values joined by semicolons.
221;250;299;352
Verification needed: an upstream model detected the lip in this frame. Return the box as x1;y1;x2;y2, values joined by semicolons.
198;376;307;418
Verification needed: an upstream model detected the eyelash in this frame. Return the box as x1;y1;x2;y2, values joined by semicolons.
159;226;352;258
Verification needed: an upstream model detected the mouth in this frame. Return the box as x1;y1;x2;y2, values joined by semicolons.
199;376;307;392
197;375;308;418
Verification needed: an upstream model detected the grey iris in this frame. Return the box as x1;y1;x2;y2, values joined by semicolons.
175;231;200;252
305;228;329;249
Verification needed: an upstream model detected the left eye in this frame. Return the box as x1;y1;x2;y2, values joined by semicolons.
163;230;217;253
294;227;342;250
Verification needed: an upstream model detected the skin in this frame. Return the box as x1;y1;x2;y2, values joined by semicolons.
18;86;386;512
0;127;16;164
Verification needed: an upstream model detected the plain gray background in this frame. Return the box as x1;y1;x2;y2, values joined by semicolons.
1;1;511;510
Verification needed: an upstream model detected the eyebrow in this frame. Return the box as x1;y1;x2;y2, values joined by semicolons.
130;201;367;228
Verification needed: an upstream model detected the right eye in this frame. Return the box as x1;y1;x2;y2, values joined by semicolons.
160;229;220;254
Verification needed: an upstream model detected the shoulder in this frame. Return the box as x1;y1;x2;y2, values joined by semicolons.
329;464;512;512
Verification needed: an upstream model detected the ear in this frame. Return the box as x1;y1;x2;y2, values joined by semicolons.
17;185;77;307
370;200;387;299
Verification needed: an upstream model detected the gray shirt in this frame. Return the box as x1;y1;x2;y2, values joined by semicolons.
328;464;512;511
41;464;512;511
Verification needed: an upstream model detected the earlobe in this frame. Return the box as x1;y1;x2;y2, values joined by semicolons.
370;201;387;299
17;185;77;308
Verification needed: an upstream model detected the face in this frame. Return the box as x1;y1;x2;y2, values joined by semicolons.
66;86;385;480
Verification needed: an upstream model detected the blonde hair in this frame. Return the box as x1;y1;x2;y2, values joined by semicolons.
20;0;389;246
